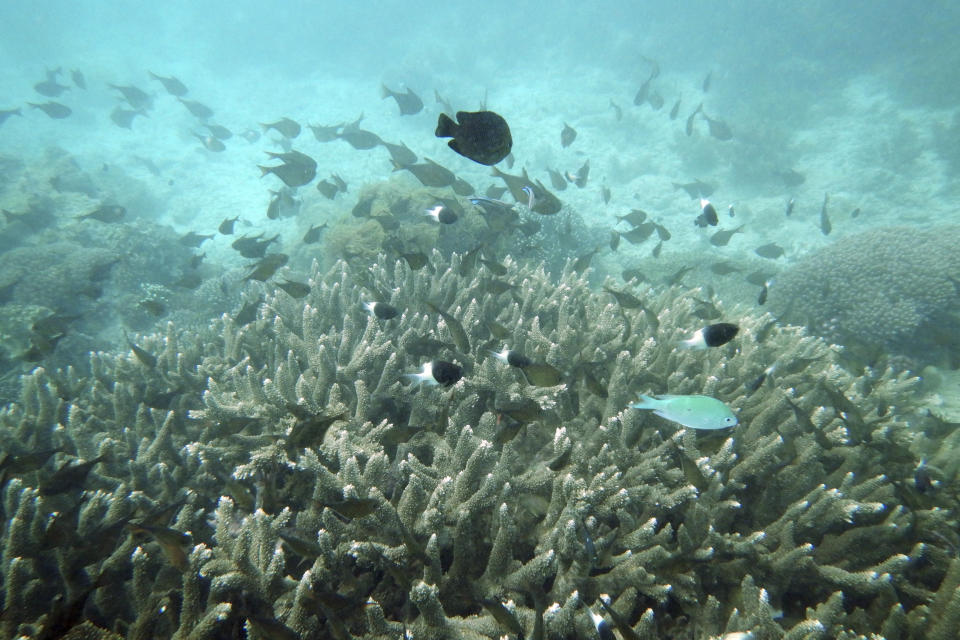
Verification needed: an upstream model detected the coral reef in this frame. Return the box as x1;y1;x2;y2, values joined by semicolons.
769;225;960;369
1;252;958;639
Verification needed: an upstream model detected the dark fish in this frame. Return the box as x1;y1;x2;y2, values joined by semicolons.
610;230;620;251
194;133;225;152
561;122;577;147
277;279;310;298
109;83;152;110
634;69;655;105
407;360;463;387
381;84;423;115
434;88;454;114
851;207;861;219
0;108;23;127
672;178;712;199
601;185;611;204
71;69;86;89
622;267;647;282
400;251;429;270
34;77;70;97
616;209;648;226
754;242;784;259
244;253;289;281
777;168;805;187
695;198;718;227
609;98;622;121
77;205;126;223
302;223;326;244
316;178;339;199
266;193;282;220
603;286;643;309
521;363;564;387
548;167;568;190
709;224;744;247
337;123;382;149
669;95;681;119
436;110;512;165
819;193;831;235
179;231;213;247
28;101;72;118
567;158;590;188
572;246;600;272
139;299;166;316
203;123;232;140
394;157;458;188
482;599;524;637
323;497;379;519
680;322;739;349
654;223;671;241
177;97;213;119
621;222;656;244
39;455;107;496
259;150;317;187
585;604;616;640
380;139;418;165
746;370;769;393
235;295;264;325
452;176;475;196
188;252;205;269
491;347;532;368
914;459;936;493
125;332;157;368
702;111;732;140
785;198;795;216
109;106;143;129
425;202;458;224
758;281;769;305
307;122;342;142
364;301;399;320
426;301;470;352
685;102;703;136
485;319;510;339
709;261;741;275
0;447;62;476
261;117;301;138
652;240;663;257
218;216;239;234
148;71;188;96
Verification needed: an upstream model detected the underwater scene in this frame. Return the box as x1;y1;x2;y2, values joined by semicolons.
2;1;960;638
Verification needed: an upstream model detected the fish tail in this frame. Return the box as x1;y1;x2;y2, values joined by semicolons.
380;83;392;99
257;165;272;177
435;112;456;138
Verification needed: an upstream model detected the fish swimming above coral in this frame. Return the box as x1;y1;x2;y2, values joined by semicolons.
381;83;423;115
258;150;317;187
679;322;739;349
436;110;512;165
406;360;463;387
630;394;738;430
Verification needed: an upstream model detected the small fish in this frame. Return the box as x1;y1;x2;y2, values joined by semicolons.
785;198;795;216
567;158;590;188
685;102;703;136
218;216;239;234
757;281;769;305
654;223;671;241
609;98;622;121
324;497;379;519
647;92;664;110
424;203;458;224
709;262;741;275
232;233;278;258
302;223;326;244
379;139;417;166
138;299;166;316
194;133;225;152
490;347;532;368
669;95;681;119
521;363;564;387
630;394;737;430
696;198;719;227
851;207;861;219
393;157;457;188
680;322;739;349
261;117;301;138
754;243;784;259
71;69;86;90
728;204;735;218
585;603;616;640
34;73;71;96
337;122;382;149
633;68;656;105
28;101;72;119
276;279;310;299
702;71;712;92
426;301;470;352
621;222;656;244
177;97;213;119
109;83;153;110
203;123;232;140
673;178;713;199
148;71;188;96
702;110;732;140
124;332;157;368
709;224;744;247
436;110;512;165
400;251;428;270
616;209;648;226
0;108;23;127
39;455;107;496
78;205;126;223
234;296;264;325
914;459;938;494
777;168;806;187
561;122;577;147
381;84;423;115
244;253;288;281
406;360;463;387
109;106;144;129
746;364;775;394
364;301;399;320
652;240;663;257
179;231;213;247
480;258;508;276
819;193;831;235
610;230;620;251
603;286;643;309
316;179;339;199
601;185;612;204
548;167;568;191
258;150;317;187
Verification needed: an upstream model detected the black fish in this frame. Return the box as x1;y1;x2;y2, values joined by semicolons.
621;222;656;244
672;178;713;199
381;84;423;115
491;348;532;368
109;83;152;110
819;193;831;235
259;150;317;187
177;97;213;119
364;301;399;320
34;74;70;97
680;322;739;349
302;223;326;244
235;296;264;325
709;224;744;247
124;332;157;368
71;69;86;90
148;71;188;96
232;233;278;258
39;455;107;496
758;281;769;305
203;123;232;140
277;279;310;298
521;363;564;387
436;110;512;165
702;111;732;140
567;158;590;188
179;231;213;247
548;167;568;190
307;122;342;142
244;253;288;282
425;202;458;224
754;243;784;259
685;102;703;136
696;198;718;227
218;216;239;234
139;299;166;316
77;205;126;223
709;262;741;275
380;139;418;165
316;178;339;199
110;106;143;129
561;122;577;147
616;209;648;226
28;101;72;119
393;157;457;188
261;117;301;138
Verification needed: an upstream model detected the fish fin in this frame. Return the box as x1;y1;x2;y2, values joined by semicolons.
257;166;271;177
447;139;461;154
435;113;456;138
380;83;392;99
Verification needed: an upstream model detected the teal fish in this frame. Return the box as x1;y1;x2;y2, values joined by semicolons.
630;394;737;430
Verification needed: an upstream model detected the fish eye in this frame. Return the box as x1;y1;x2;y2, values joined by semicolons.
725;417;736;424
